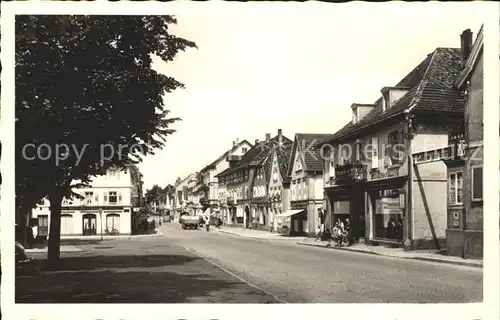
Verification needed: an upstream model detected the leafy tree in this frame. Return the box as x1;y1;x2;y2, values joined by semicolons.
16;15;196;267
145;184;163;209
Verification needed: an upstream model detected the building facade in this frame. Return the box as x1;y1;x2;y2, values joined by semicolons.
217;130;291;228
444;27;483;259
284;133;333;236
322;46;465;250
198;139;253;221
267;141;293;232
32;166;140;238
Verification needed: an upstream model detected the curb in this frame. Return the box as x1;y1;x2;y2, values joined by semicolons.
296;242;483;268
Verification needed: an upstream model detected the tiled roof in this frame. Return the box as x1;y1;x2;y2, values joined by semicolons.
289;133;336;175
199;140;252;174
218;135;292;177
323;48;465;144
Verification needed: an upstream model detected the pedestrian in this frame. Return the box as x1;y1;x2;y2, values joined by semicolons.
314;224;322;242
344;218;352;246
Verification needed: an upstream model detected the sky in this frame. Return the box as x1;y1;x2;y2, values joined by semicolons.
138;2;487;190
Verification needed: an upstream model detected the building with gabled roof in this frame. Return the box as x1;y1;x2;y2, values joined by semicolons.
217;129;292;228
283;133;334;235
319;42;466;250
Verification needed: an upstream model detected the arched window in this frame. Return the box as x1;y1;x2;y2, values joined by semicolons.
60;214;73;235
106;213;121;231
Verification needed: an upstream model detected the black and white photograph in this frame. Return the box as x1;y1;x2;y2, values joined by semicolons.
1;1;499;320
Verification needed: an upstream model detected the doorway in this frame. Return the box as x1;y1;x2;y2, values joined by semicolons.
82;214;97;236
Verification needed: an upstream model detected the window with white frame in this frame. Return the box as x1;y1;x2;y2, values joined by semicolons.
295;155;303;172
449;171;463;205
329;161;335;178
108;191;118;204
84;192;94;205
371;137;379;169
471;165;483;201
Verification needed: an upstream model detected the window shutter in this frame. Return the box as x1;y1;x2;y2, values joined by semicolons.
104;192;108;202
118;192;123;204
95;193;99;203
472;166;483;200
371;137;379;169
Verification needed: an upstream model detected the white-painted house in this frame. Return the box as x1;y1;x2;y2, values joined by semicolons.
32;167;138;238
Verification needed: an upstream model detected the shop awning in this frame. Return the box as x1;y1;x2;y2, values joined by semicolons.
277;209;304;218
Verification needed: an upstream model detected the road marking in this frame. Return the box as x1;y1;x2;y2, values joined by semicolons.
181;245;287;304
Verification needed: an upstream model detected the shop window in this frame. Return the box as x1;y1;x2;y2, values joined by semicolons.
471;165;483;201
372;189;403;241
449;171;463;205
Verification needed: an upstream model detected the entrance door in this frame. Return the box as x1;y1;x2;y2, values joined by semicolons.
38;215;49;237
82;214;97;236
352;190;366;240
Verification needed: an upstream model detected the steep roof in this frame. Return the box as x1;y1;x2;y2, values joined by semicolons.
323;48;465;144
199;139;252;174
218;135;292;177
274;140;293;183
288;133;335;176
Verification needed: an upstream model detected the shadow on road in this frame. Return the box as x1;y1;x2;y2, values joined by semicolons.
18;254;200;272
15;253;277;303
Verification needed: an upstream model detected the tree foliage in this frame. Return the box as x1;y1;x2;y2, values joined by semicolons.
15;15;196;267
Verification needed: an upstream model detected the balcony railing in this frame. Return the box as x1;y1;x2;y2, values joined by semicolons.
335;161;367;184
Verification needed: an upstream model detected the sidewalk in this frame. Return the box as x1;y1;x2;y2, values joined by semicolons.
59;228;164;240
215;225;307;241
26;245;83;253
297;239;483;268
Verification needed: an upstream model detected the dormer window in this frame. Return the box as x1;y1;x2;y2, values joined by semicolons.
381;86;410;112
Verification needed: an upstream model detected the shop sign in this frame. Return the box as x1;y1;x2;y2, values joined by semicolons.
378;188;401;198
377;198;401;214
370;167;401;180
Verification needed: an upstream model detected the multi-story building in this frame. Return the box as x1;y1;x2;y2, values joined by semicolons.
32;165;142;238
285;133;334;236
198;139;252;220
267;139;293;232
443;27;483;259
321;45;465;250
250;130;292;231
217;130;291;228
174;172;197;215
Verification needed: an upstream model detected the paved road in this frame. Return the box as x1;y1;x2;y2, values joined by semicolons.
15;236;275;303
16;223;482;303
162;223;483;303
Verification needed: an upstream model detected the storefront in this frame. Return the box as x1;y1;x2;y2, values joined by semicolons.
325;184;365;242
278;207;307;236
365;176;407;245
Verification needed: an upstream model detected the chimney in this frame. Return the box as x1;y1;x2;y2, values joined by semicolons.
235;138;240;145
460;29;473;66
232;141;236;147
255;139;260;145
278;129;283;145
265;133;271;142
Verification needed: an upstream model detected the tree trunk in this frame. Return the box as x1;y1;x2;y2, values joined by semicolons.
47;189;63;269
16;209;28;247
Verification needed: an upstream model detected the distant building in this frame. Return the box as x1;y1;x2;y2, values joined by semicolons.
32;165;142;238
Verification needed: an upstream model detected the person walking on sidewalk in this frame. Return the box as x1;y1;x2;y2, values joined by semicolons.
344;218;352;246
